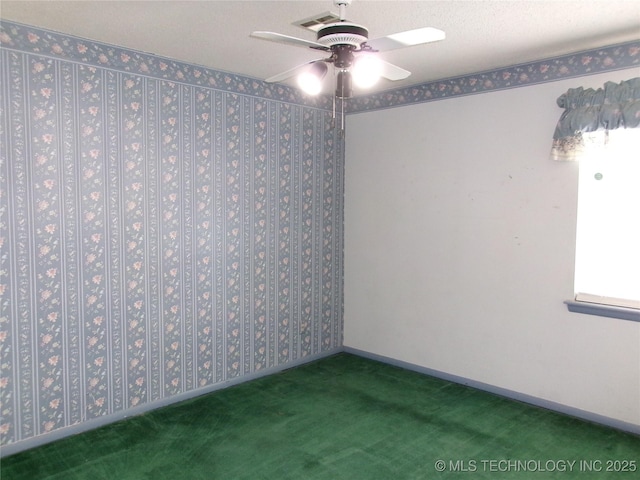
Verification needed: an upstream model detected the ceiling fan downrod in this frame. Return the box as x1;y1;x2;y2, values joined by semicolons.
335;0;352;21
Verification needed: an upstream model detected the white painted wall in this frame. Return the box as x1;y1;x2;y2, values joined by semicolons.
344;69;640;426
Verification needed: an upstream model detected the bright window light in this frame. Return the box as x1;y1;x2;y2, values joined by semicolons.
574;129;640;304
352;55;382;88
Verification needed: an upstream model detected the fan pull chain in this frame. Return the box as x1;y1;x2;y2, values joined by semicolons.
332;92;336;121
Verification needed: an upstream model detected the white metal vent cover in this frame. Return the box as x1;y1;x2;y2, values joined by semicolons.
292;11;343;32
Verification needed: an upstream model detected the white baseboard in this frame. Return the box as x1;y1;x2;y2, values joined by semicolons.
0;348;341;458
5;345;636;458
342;346;640;436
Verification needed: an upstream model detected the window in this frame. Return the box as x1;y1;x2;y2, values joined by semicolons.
568;128;640;320
550;77;640;321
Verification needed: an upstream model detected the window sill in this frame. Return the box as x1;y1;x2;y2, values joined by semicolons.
564;300;640;322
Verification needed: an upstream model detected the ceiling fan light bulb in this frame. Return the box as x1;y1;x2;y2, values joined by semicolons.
298;72;323;95
297;62;328;96
352;55;382;88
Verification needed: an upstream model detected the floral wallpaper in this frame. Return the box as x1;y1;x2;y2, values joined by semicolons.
347;40;640;113
0;21;333;110
0;21;344;449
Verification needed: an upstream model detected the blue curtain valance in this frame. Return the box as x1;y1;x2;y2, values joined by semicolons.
551;77;640;161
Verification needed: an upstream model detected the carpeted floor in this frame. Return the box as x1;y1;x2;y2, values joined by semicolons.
2;353;639;479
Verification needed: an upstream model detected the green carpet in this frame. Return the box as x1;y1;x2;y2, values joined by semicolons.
2;353;639;479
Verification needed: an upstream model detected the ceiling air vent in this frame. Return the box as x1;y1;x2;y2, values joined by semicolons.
293;11;342;32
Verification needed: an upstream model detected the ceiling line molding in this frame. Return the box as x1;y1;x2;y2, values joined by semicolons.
347;40;640;114
0;20;334;111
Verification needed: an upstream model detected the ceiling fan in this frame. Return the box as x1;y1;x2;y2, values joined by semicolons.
250;0;445;99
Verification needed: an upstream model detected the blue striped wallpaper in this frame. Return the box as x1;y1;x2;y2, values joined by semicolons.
0;21;344;448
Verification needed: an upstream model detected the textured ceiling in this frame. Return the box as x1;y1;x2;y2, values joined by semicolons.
2;0;640;95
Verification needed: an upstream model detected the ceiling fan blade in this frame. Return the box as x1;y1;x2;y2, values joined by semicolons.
366;27;445;52
250;31;329;51
379;60;411;81
265;60;326;83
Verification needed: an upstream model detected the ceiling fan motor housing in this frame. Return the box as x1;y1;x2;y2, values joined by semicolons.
317;22;368;48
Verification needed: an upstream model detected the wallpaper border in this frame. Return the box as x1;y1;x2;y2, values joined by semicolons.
347;40;640;113
0;20;334;111
2;21;638;116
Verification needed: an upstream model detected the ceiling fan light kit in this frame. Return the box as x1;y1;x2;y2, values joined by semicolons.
251;0;445;122
336;70;353;99
352;54;383;89
297;61;329;96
